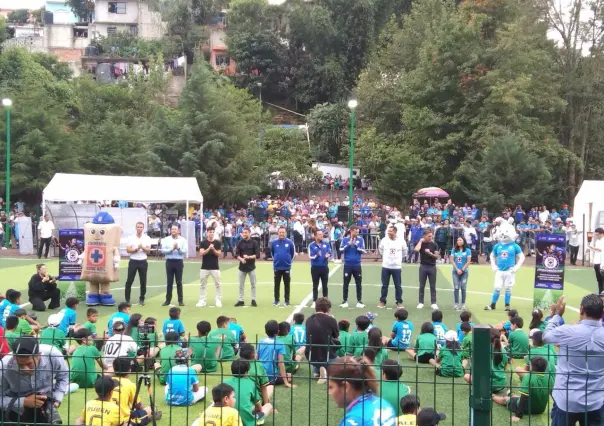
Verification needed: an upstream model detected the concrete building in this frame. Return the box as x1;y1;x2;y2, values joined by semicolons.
201;11;237;75
90;0;163;39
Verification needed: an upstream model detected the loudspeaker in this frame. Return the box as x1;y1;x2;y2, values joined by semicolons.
337;206;349;220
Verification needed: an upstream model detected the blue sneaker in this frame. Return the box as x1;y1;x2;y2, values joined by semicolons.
85;294;101;306
273;301;280;307
100;294;116;306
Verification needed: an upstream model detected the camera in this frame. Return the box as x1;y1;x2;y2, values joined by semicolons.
136;323;156;358
137;323;156;335
41;395;62;425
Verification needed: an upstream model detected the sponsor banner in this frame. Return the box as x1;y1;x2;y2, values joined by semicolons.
59;229;84;280
533;233;565;309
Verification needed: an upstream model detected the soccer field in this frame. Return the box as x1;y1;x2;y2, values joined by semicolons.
0;258;596;426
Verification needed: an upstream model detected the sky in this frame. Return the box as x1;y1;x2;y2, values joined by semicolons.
0;0;44;9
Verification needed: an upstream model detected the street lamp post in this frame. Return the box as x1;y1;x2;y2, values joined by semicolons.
347;99;357;226
2;98;11;248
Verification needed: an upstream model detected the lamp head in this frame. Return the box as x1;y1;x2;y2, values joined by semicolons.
2;99;11;107
348;99;358;109
256;82;262;87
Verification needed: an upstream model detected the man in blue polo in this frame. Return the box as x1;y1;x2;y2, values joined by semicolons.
271;227;295;307
340;225;366;309
543;294;604;425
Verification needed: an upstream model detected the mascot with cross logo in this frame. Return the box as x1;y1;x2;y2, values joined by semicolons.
81;212;121;306
485;217;525;311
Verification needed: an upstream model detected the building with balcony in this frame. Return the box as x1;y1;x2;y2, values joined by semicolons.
200;11;237;75
90;0;164;39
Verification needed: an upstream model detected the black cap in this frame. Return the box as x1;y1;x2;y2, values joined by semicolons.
95;376;116;397
12;337;40;355
417;408;447;426
112;321;126;332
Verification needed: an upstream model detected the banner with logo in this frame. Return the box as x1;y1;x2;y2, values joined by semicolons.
533;233;566;309
58;229;84;280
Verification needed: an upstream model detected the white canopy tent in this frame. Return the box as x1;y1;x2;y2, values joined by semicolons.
573;180;604;262
43;173;203;257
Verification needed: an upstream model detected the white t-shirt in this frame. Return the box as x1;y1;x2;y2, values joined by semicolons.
102;334;138;368
127;234;151;260
592;237;604;265
463;226;477;245
539;210;550;224
224;223;233;238
38;220;55;239
379;236;408;269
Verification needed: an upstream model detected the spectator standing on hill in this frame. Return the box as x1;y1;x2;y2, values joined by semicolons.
543;294;604;425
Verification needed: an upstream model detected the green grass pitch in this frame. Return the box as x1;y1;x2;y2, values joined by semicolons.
0;258;596;426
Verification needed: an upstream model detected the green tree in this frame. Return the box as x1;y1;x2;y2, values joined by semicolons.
7;9;29;24
0;16;10;47
457;133;552;212
308;102;349;163
65;0;94;21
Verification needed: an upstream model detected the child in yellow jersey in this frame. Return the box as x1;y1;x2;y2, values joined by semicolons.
111;357;161;424
75;376;121;426
194;383;243;426
398;394;421;426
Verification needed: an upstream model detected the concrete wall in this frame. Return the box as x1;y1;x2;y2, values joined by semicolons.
1;36;45;53
45;1;78;24
95;0;138;24
44;24;89;49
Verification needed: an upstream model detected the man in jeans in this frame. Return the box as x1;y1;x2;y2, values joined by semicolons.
378;225;407;309
234;227;260;307
415;230;439;310
543;294;604;425
197;228;222;308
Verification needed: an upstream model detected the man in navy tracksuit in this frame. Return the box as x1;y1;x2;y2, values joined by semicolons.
271;227;295;306
309;229;332;308
408;219;424;263
339;225;366;308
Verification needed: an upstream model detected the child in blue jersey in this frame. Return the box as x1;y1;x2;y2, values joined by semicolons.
497;309;519;337
1;290;22;328
431;310;448;347
228;317;246;352
107;302;131;337
385;308;414;356
163;307;186;340
290;312;306;355
456;311;473;343
58;297;79;335
165;349;207;406
256;320;294;388
327;356;396;426
0;290;15;327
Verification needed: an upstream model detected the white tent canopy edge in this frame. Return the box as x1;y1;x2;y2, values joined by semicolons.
572;180;604;262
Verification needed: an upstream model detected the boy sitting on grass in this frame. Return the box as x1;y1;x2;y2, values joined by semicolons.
398;394;421;426
3;316;20;348
277;321;297;374
165;349;207;406
39;313;67;353
189;320;221;374
257;320;295;388
156;331;201;385
239;343;273;406
508;316;529;359
209;315;237;360
350;315;371;356
195;383;241;426
70;328;103;389
460;322;473;369
224;359;273;426
14;309;37;335
112;356;161;424
75;376;121;426
336;320;351;357
493;356;552;421
380;359;411;417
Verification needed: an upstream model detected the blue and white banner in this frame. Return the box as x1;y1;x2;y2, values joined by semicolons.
58;228;84;281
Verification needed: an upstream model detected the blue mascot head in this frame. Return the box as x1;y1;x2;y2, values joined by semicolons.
93;212;115;225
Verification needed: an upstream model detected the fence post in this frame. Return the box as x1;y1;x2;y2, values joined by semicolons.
470;325;492;426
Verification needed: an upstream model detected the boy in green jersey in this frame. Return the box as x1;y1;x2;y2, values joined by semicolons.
14;309;35;336
430;330;464;377
410;322;437;363
380;359;411;416
336;320;351;357
493;356;553;420
209;315;237;360
518;330;557;377
239;343;273;406
350;315;371;356
189;320;221;373
70;328;103;388
460;322;473;368
223;359;273;426
39;313;67;353
4;316;20;348
277;322;296;374
155;331;202;385
508;316;529;359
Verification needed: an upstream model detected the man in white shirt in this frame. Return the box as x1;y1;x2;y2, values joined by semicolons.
102;322;140;373
463;221;477;249
589;227;604;294
378;226;408;308
223;221;234;258
566;223;581;266
37;214;55;259
124;222;151;306
539;206;550;224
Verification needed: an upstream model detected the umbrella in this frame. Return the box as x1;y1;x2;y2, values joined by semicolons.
413;187;449;198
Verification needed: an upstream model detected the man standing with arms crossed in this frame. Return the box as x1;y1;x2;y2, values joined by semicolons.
124;222;151;306
340;225;366;309
37;214;55;259
235;227;260;307
378;225;408;309
309;230;331;309
271;227;295;307
197;228;222;308
161;224;187;307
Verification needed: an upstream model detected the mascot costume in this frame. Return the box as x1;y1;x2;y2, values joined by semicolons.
485;218;525;311
81;212;121;306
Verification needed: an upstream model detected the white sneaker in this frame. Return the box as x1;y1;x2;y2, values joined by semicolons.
340;302;349;308
311;302;316;309
196;300;206;307
215;300;222;308
417;303;424;309
356;302;365;309
431;304;439;310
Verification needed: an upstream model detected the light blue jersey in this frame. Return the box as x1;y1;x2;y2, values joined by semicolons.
107;312;130;337
290;324;306;349
456;322;474;343
0;300;15;327
228;322;244;342
165;365;199;406
451;248;471;270
163;319;185;336
257;337;286;382
340;394;396;426
58;307;77;334
392;320;414;349
493;242;522;271
432;322;448;345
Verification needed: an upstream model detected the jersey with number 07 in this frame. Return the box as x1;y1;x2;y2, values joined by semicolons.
102;334;138;368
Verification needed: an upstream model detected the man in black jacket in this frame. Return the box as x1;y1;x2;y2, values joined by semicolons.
28;264;61;311
235;227;260;307
305;297;339;384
